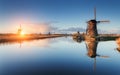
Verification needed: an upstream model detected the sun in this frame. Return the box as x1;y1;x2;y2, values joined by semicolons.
20;31;25;36
21;31;25;35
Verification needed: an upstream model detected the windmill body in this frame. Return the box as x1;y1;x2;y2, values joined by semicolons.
86;19;98;38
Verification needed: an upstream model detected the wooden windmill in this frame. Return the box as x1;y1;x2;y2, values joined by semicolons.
86;7;109;39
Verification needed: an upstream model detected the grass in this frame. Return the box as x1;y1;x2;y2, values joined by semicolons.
0;34;68;43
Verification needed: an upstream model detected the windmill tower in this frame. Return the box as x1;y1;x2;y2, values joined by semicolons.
17;24;22;35
86;7;109;39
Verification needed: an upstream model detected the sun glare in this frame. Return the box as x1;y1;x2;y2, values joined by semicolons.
20;31;25;36
21;31;25;35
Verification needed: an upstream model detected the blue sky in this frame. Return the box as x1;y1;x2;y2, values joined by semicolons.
0;0;120;33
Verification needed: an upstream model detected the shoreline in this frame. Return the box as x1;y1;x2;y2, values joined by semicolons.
0;34;69;42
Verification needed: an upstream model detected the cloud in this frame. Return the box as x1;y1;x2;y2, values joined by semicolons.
58;27;86;33
0;21;59;34
105;29;120;34
52;26;118;34
49;26;58;31
22;21;59;33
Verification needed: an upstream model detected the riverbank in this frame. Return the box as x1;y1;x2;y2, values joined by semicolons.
0;34;69;42
72;33;120;41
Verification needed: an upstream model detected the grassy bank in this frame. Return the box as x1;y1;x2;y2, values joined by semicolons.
72;33;120;41
0;34;68;42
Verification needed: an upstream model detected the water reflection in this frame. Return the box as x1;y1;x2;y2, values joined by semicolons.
85;40;98;71
74;38;110;71
0;37;67;48
73;38;109;58
85;40;98;58
73;38;82;43
0;40;22;45
116;38;120;52
0;37;120;75
0;39;50;48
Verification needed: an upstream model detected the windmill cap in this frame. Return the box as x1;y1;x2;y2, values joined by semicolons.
89;19;97;23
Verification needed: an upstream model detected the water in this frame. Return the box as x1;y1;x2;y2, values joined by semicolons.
0;37;120;75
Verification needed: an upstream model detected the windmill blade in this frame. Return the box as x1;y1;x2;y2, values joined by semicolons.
97;55;109;58
93;58;96;71
97;20;110;23
100;56;109;58
94;7;96;20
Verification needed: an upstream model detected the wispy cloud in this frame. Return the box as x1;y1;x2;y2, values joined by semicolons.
57;27;86;33
0;21;59;34
105;29;120;34
50;26;119;34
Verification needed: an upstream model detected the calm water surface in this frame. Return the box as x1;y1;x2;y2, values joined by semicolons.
0;37;120;75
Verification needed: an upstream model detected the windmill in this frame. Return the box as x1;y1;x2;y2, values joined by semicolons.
17;24;22;35
86;7;110;40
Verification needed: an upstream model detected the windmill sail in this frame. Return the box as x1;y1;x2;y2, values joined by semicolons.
94;7;96;20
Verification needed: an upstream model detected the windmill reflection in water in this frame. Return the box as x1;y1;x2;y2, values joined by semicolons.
85;40;109;71
72;35;109;71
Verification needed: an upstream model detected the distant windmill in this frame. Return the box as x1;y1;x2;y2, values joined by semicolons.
86;7;110;40
17;24;22;35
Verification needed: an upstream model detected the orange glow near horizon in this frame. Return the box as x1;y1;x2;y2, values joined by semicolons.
20;23;50;34
0;17;50;34
23;24;49;34
0;23;50;34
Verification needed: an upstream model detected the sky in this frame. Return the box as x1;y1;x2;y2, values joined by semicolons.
0;0;120;34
